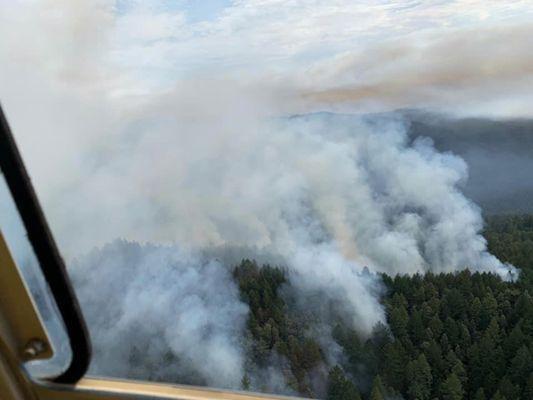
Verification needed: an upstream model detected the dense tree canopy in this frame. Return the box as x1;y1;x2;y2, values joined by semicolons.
232;215;533;399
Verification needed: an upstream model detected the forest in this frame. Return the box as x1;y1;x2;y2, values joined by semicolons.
233;214;533;400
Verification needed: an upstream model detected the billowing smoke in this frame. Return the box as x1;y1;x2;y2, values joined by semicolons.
0;0;518;393
65;109;513;389
69;241;248;388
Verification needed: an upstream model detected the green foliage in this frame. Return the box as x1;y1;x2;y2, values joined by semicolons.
241;374;250;390
440;373;464;400
327;366;361;400
234;259;322;396
332;215;533;399
369;375;385;400
484;214;533;287
406;354;432;400
235;214;533;399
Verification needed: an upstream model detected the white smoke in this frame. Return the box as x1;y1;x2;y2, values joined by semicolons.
64;107;512;388
0;0;517;391
69;240;248;388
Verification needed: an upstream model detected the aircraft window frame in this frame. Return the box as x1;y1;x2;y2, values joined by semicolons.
0;105;91;384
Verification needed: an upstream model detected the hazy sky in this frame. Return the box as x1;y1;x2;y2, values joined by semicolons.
2;1;533;116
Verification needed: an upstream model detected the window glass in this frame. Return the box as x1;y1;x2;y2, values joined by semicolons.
1;1;533;399
0;173;72;378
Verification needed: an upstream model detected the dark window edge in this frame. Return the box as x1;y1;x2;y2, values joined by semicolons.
0;104;91;383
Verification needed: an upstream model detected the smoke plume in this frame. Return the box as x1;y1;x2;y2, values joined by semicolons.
65;109;513;389
69;241;248;388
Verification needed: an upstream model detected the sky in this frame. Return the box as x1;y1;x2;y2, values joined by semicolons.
2;0;533;112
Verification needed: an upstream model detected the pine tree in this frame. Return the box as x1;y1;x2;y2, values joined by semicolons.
383;341;406;391
389;304;409;339
423;339;445;383
504;325;525;355
369;375;385;400
241;374;250;390
471;297;482;327
428;316;443;337
457;322;471;354
326;366;361;400
445;350;466;385
509;345;532;385
406;354;432;400
480;293;498;330
439;373;463;400
515;292;533;335
409;309;426;344
444;289;466;320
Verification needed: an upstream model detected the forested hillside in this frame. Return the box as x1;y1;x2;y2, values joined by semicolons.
233;214;533;400
485;215;533;288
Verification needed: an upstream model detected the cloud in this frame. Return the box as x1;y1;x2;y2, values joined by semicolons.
301;22;533;117
3;0;533;106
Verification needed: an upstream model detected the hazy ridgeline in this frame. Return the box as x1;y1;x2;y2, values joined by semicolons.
403;112;533;214
67;113;526;399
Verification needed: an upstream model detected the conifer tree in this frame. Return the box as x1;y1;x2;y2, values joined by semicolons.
439;373;463;400
406;354;432;400
369;375;385;400
326;366;361;400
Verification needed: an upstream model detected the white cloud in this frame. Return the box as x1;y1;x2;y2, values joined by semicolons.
300;21;533;117
106;0;532;77
3;0;533;99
